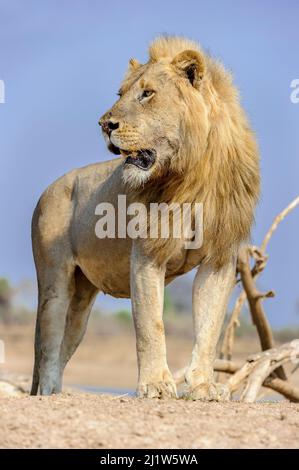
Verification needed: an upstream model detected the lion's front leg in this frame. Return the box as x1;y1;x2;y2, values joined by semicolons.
184;259;236;401
130;242;177;399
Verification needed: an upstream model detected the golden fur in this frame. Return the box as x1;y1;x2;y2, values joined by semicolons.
31;36;260;398
103;36;260;268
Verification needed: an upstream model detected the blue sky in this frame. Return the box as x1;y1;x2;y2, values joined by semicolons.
0;0;298;326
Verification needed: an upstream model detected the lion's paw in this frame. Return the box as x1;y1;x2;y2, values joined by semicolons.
184;382;230;402
137;380;177;399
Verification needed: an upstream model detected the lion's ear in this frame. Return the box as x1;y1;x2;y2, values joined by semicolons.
171;50;205;88
129;58;141;71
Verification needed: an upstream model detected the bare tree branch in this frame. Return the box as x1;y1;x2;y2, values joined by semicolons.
237;247;275;351
220;290;246;360
237;246;286;380
221;195;299;361
263;377;299;402
227;342;299;402
260;195;299;252
174;348;299;402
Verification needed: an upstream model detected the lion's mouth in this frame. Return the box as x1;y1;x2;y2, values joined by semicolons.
108;142;156;171
123;149;156;171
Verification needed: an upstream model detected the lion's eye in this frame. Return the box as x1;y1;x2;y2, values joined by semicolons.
139;90;155;102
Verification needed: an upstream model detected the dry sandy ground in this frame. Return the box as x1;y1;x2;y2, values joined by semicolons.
1;324;299;449
1;393;299;449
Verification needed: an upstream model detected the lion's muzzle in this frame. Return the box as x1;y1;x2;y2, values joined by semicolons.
99;118;121;155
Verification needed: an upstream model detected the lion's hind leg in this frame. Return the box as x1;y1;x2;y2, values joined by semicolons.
59;267;98;378
31;265;75;396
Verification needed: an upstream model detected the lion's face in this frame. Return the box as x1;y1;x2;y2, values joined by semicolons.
99;50;208;187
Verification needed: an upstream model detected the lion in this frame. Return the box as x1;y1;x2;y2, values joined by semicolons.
30;36;260;400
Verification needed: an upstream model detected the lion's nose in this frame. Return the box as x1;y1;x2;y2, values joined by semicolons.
99;119;119;135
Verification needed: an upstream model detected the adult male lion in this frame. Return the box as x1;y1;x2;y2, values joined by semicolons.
31;36;260;400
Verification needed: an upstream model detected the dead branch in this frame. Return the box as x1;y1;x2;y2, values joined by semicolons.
220;248;270;360
237;247;275;352
227;342;299;403
260;195;299;252
221;195;299;361
221;290;247;360
216;356;299;402
237;246;286;380
215;357;299;403
263;377;299;402
174;348;299;402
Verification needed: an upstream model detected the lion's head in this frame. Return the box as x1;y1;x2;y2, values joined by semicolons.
99;37;211;187
99;36;260;268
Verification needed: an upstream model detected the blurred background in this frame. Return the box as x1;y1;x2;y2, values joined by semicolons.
0;0;298;392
